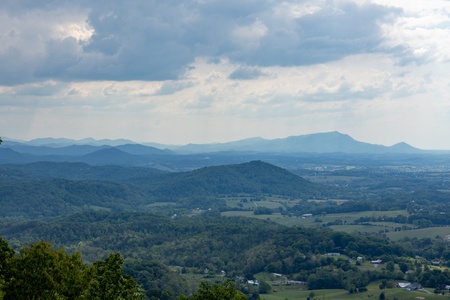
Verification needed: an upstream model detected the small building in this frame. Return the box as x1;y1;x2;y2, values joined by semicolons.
397;282;421;291
286;280;305;285
405;283;421;291
371;259;383;264
397;282;411;288
247;280;259;286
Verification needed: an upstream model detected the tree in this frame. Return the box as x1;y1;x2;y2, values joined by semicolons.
398;262;408;273
180;281;247;300
0;137;2;145
0;237;14;300
0;237;14;272
124;259;190;300
258;280;271;294
2;240;143;300
3;240;86;300
80;252;144;300
386;261;395;272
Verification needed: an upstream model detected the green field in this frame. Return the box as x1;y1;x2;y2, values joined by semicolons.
180;272;446;300
259;286;444;300
221;208;450;243
387;227;450;240
257;279;445;300
224;196;300;210
222;210;409;229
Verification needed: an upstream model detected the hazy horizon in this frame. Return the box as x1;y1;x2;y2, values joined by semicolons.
3;131;443;151
1;1;450;150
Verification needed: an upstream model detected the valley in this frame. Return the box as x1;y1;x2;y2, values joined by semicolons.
1;134;450;299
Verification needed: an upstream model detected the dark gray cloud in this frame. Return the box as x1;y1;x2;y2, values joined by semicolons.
0;0;402;84
231;2;400;66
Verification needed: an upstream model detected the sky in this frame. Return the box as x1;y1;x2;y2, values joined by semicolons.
1;0;450;149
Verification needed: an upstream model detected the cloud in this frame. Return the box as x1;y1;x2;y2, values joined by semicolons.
155;80;195;96
228;1;401;66
378;2;450;65
2;1;450;149
0;0;403;84
228;66;269;80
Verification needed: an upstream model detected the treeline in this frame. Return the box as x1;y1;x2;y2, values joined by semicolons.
355;213;450;228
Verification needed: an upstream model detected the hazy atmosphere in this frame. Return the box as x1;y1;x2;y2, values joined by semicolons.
1;0;450;149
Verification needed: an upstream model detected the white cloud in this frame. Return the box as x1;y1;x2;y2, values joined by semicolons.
375;0;450;63
230;19;268;52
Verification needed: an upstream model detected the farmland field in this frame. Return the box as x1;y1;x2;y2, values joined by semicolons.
221;207;450;241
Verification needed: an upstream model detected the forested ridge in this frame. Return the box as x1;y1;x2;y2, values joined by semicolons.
0;161;327;218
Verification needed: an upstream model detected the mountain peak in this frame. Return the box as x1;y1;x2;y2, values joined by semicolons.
388;142;420;153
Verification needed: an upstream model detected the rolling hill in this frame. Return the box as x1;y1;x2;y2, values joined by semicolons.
0;160;324;218
145;160;322;199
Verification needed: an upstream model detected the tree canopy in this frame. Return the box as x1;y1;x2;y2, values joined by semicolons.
180;281;247;300
1;239;143;300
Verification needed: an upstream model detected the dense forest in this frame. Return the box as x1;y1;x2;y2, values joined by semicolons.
2;212;450;298
0;214;418;298
1;157;450;299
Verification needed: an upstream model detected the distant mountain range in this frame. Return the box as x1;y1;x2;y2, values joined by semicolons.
172;131;423;154
4;131;422;154
2;131;437;168
7;137;136;147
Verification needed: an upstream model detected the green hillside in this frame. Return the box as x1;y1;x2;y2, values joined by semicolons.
0;160;326;218
143;160;324;200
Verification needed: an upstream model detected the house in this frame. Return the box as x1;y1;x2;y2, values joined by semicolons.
371;259;383;264
397;282;421;291
326;252;341;256
397;282;411;288
286;280;305;285
357;256;364;262
405;282;421;291
247;280;259;286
